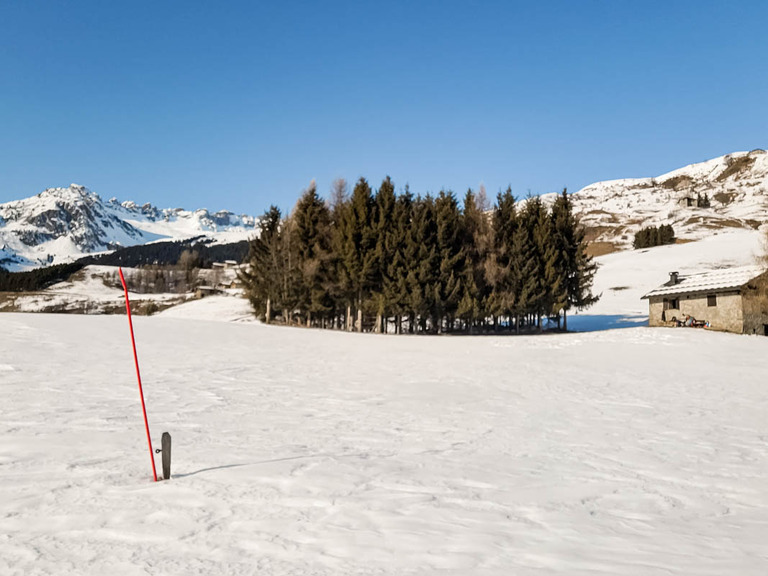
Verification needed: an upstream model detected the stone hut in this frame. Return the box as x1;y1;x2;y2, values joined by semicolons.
642;266;768;335
195;285;217;299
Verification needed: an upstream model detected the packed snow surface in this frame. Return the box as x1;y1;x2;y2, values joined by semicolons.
2;309;768;575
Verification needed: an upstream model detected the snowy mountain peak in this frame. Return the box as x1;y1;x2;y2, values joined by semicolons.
0;185;258;271
550;149;768;250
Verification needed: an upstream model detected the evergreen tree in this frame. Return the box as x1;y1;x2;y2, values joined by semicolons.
407;194;439;332
278;215;302;323
328;178;352;329
373;176;397;332
659;224;675;245
434;190;466;332
550;190;579;329
338;177;377;331
557;192;598;327
291;181;333;326
518;195;548;330
533;196;561;330
458;189;491;332
240;206;287;322
633;228;647;249
488;187;518;330
387;187;414;333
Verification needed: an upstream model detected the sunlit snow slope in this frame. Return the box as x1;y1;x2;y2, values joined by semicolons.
542;149;768;249
567;228;765;331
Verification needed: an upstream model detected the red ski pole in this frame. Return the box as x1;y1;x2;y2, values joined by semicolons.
119;267;158;482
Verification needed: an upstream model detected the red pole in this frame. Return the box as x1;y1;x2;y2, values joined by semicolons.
119;267;158;482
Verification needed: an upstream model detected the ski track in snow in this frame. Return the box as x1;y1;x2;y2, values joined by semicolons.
2;312;768;575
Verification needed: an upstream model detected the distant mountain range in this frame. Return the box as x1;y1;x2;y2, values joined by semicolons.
542;149;768;252
0;185;257;271
2;150;767;271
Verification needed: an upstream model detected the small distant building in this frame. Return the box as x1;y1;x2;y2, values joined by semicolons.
223;260;238;269
642;266;768;335
215;279;240;290
212;262;226;270
195;285;217;299
680;196;696;207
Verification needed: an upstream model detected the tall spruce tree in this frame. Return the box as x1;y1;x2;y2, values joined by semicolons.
292;181;333;327
434;190;465;332
387;186;413;333
278;215;302;324
407;194;439;332
241;205;301;323
458;189;491;332
551;189;598;329
512;196;546;332
329;178;353;329
338;177;377;331
373;176;397;333
488;187;518;330
549;190;575;328
240;206;287;322
533;196;560;330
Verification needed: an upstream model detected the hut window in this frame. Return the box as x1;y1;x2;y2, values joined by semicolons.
707;294;717;307
663;298;679;310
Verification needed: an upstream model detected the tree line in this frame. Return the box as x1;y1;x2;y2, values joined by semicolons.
81;238;249;268
240;177;598;334
633;224;675;249
0;240;248;293
0;262;84;292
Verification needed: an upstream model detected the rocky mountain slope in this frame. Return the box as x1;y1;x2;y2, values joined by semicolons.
0;185;257;271
2;150;766;271
546;149;768;253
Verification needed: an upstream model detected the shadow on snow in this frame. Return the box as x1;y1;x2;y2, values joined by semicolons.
565;314;648;332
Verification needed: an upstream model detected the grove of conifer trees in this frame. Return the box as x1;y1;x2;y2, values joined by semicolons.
633;224;675;249
240;177;598;334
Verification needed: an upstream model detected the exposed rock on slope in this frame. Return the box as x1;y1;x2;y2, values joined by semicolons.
547;150;768;252
0;185;257;271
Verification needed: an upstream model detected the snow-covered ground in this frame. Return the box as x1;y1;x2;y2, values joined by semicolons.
567;229;765;331
0;266;191;314
3;295;768;574
3;227;768;575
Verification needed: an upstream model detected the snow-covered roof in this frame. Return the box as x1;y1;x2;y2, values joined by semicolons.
642;265;767;299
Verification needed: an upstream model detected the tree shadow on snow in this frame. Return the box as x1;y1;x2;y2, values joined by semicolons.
565;314;648;332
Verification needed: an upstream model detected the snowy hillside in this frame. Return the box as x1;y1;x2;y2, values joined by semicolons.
543;149;768;250
2;309;768;575
3;150;766;271
0;266;193;314
567;228;765;331
0;184;257;271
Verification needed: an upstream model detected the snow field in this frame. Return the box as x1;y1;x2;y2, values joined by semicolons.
2;312;768;575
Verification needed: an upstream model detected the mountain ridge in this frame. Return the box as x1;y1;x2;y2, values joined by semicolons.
0;184;257;271
544;149;768;252
2;149;767;271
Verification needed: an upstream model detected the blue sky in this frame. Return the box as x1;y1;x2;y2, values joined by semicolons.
1;1;766;215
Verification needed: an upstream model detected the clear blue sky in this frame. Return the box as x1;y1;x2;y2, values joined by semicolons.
1;1;766;215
